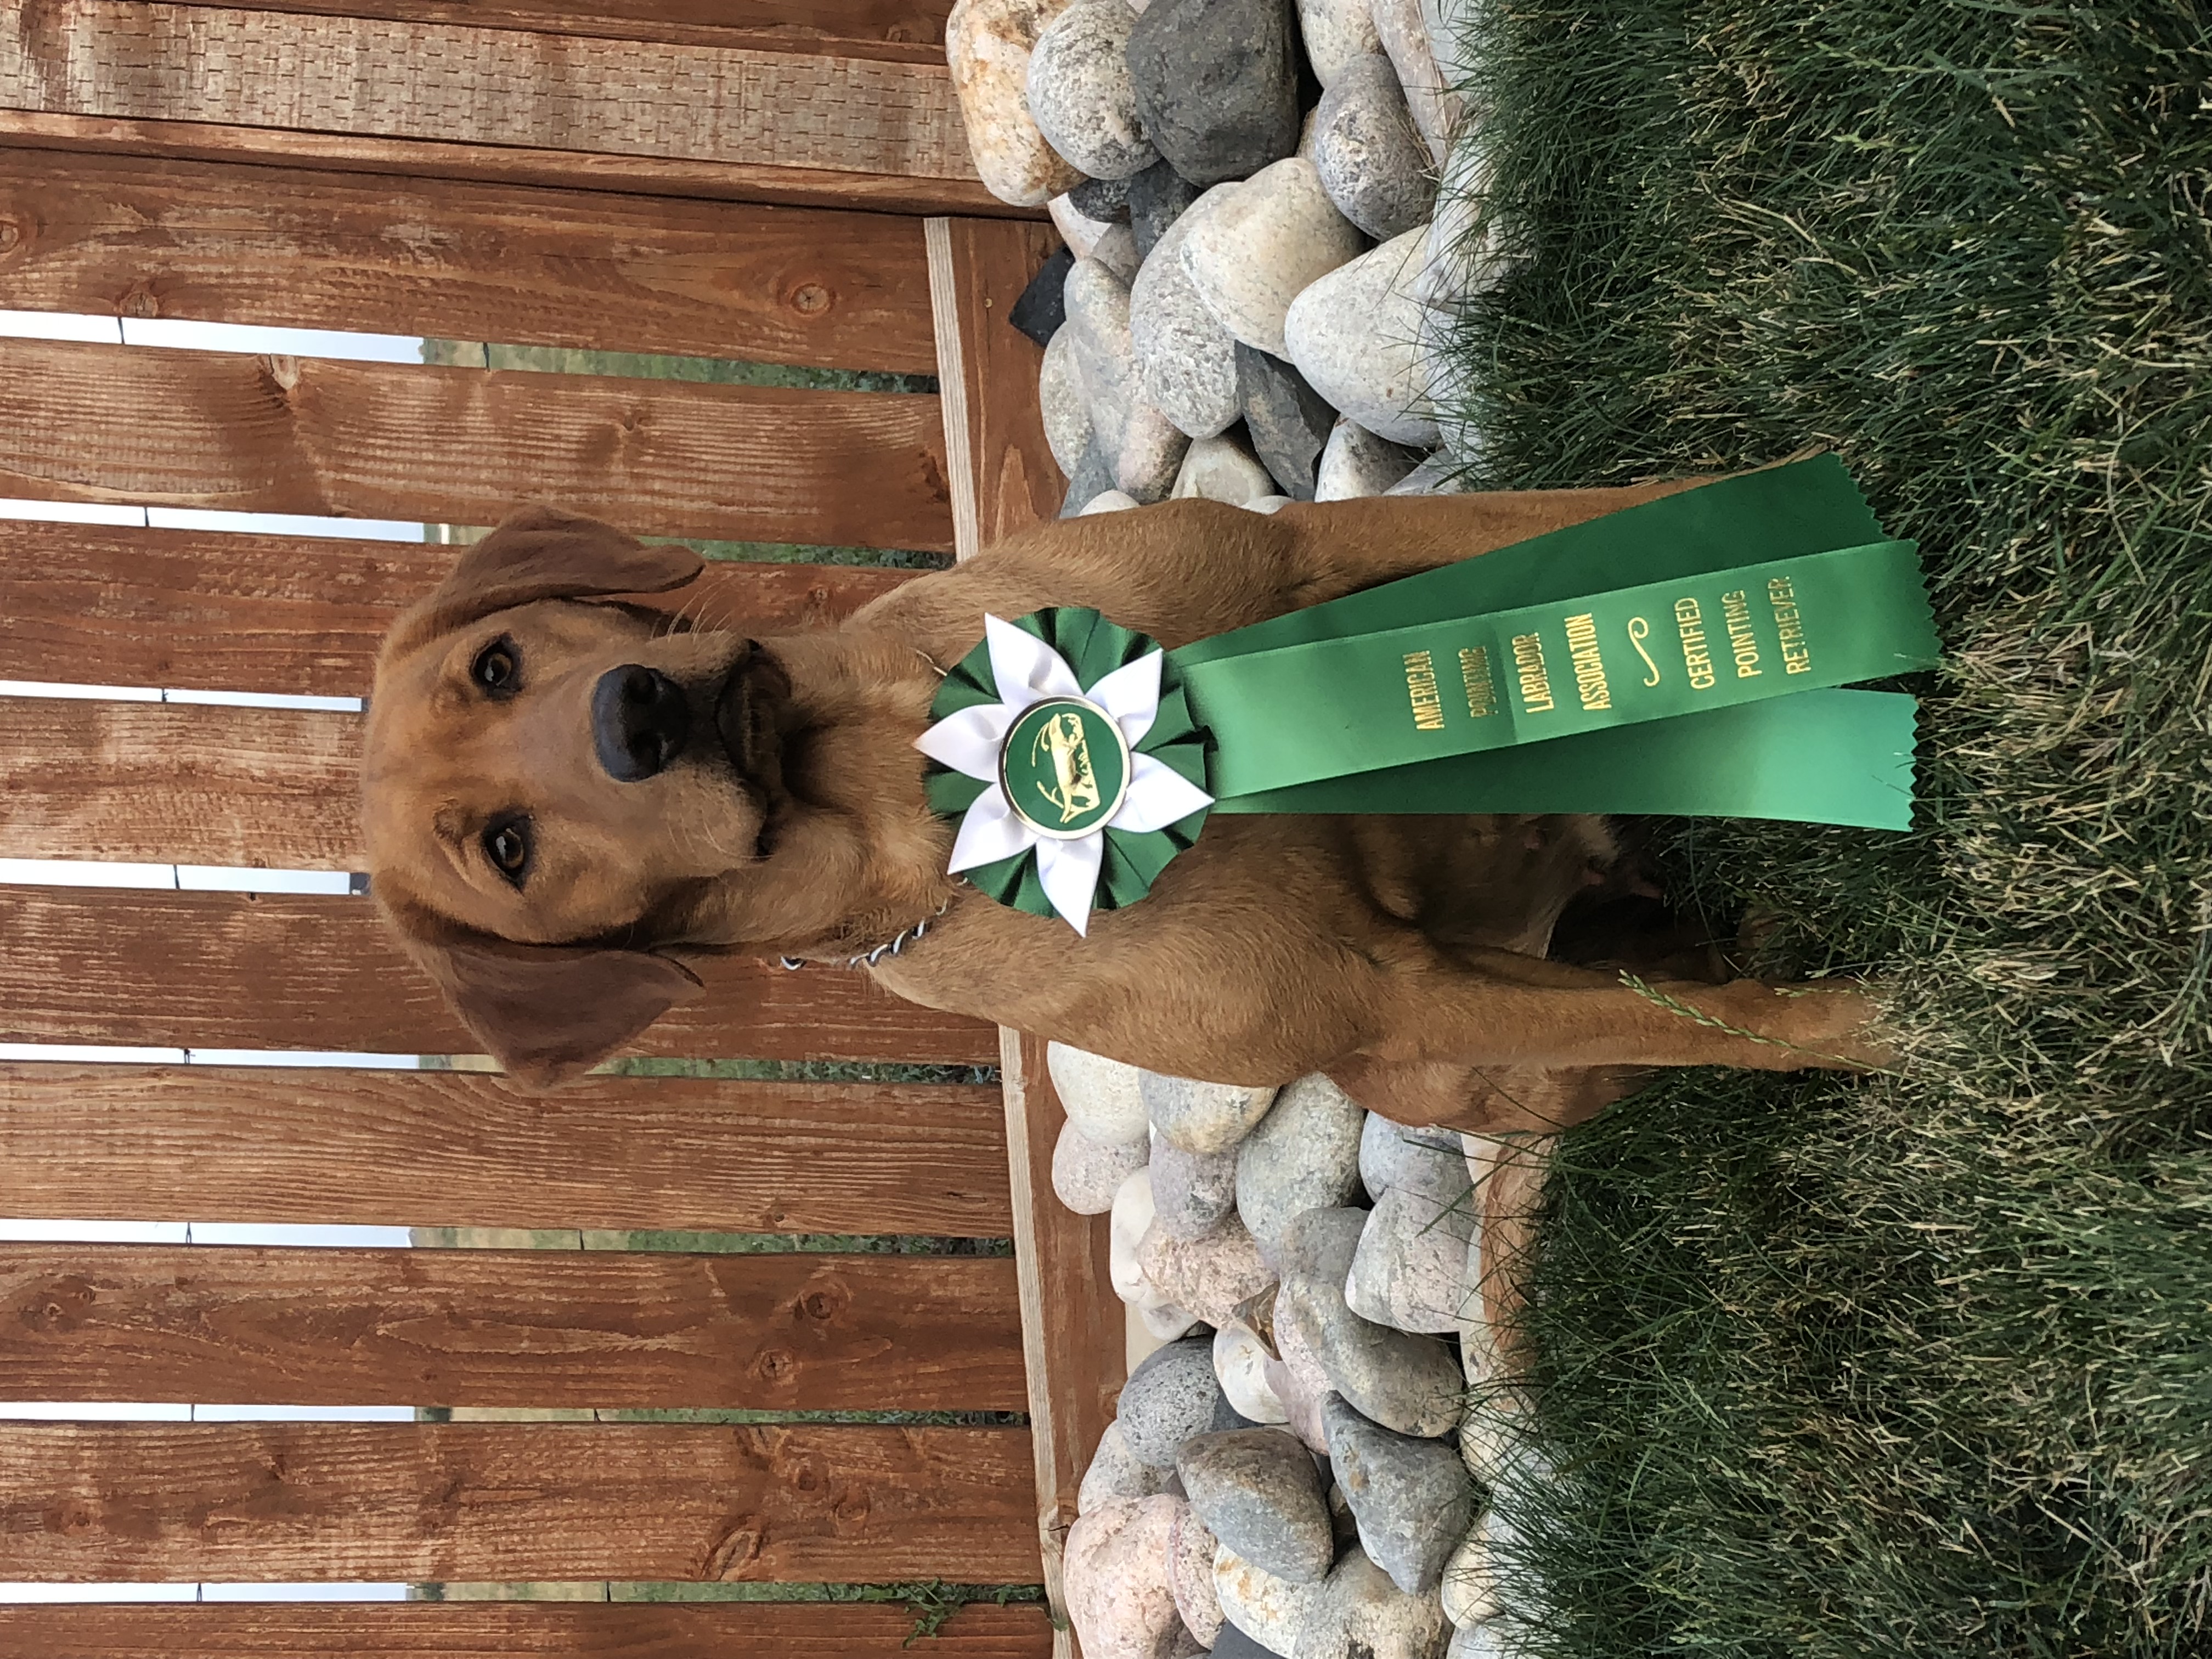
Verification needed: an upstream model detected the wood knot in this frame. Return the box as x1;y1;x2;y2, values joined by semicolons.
22;1277;95;1332
789;282;831;317
45;1501;95;1536
121;285;159;319
704;1516;766;1579
0;220;22;253
798;1283;847;1322
262;354;303;393
756;1348;796;1382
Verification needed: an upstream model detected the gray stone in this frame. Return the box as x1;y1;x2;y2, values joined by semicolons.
1282;1274;1464;1438
1267;1284;1336;1453
1141;1070;1278;1154
1171;431;1280;505
1125;0;1300;188
1120;1335;1228;1465
1070;171;1136;222
1215;1543;1318;1655
1438;1521;1498;1628
1081;1418;1177;1514
1369;0;1460;166
1178;160;1365;357
1051;1041;1153;1146
1170;1500;1227;1647
1295;0;1381;86
1324;1395;1477;1595
1274;1204;1369;1288
1011;244;1076;345
1028;0;1159;179
1041;324;1096;475
1282;228;1440;447
1094;221;1144;283
1213;1317;1290;1425
1128;158;1203;261
1290;1543;1449;1659
1118;398;1192;502
1346;1184;1475;1334
1236;1077;1368;1264
1313;416;1423;499
1052;189;1122;260
1063;256;1140;459
947;0;1088;206
1139;1213;1277;1327
1177;1427;1335;1584
1311;54;1436;241
1062;435;1118;516
1359;1114;1470;1204
1386;452;1473;495
1151;1137;1242;1239
1065;1493;1189;1659
1131;206;1243;438
1053;1114;1152;1214
1211;1616;1289;1659
1238;346;1337;502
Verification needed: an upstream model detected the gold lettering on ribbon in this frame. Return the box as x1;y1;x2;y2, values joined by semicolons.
1562;612;1611;711
1674;597;1717;690
1458;646;1497;718
1510;633;1555;714
1404;650;1446;731
1768;576;1812;675
1627;616;1662;686
1720;589;1762;679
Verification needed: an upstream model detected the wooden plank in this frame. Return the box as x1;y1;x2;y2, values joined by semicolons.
0;150;940;373
0;1603;1051;1658
0;1421;1042;1581
0;106;1030;219
0;1065;1013;1235
942;219;1067;550
0;523;911;697
0;1602;1055;1659
171;0;956;62
0;890;997;1064
998;1033;1121;1635
0;337;955;552
0;4;975;184
0;1244;1024;1410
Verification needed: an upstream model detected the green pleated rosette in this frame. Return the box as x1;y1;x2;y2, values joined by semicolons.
923;608;1212;922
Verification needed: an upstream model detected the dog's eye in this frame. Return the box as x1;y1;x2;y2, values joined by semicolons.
472;639;520;696
483;816;532;884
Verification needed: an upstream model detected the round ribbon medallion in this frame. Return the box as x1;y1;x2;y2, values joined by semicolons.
998;696;1131;839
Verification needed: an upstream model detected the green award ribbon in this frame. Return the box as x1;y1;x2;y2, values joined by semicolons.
916;456;1939;930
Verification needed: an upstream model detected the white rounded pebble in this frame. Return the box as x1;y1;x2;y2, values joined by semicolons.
1214;1318;1291;1424
1112;1167;1172;1307
1178;160;1365;358
1050;190;1120;261
948;0;1089;206
1040;324;1096;476
1215;1542;1318;1654
1438;1521;1498;1628
1172;433;1280;506
1282;228;1441;448
1297;0;1383;86
1027;0;1158;179
1054;1115;1152;1212
1314;417;1423;500
1081;489;1144;514
1131;206;1243;439
1244;494;1295;514
1052;1041;1152;1146
1369;0;1461;165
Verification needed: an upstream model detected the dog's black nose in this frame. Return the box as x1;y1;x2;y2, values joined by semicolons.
592;664;691;782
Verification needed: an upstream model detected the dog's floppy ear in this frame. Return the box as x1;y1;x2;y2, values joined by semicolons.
405;930;707;1089
386;505;703;659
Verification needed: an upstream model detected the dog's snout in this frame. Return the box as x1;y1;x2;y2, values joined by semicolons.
592;664;691;782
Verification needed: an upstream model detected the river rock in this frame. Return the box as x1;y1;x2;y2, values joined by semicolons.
1178;160;1365;357
1119;399;1193;501
1054;1115;1152;1213
1082;1418;1177;1513
1063;437;1118;516
1121;1335;1228;1465
1291;1543;1449;1659
1236;1079;1368;1264
1170;1502;1227;1646
1216;1543;1319;1655
1438;1520;1498;1627
1311;54;1436;240
1111;1169;1183;1324
1152;1138;1242;1238
1386;452;1472;495
1281;1274;1463;1438
1246;494;1294;512
1028;0;1158;178
1214;1317;1291;1424
948;0;1088;206
1131;207;1243;437
1051;190;1120;260
1296;0;1383;85
1369;0;1460;165
1276;1204;1369;1288
1447;1623;1517;1659
1282;228;1440;447
1178;1427;1335;1583
1051;1041;1152;1146
1128;157;1204;259
1094;221;1144;283
1237;347;1337;502
1214;1619;1291;1659
1126;0;1300;187
1071;171;1137;222
1314;417;1423;499
1011;244;1076;345
1041;325;1095;475
1347;1185;1475;1334
1063;256;1139;457
1139;1213;1277;1326
1066;1493;1188;1659
1361;1114;1471;1204
1172;432;1280;505
1082;488;1143;513
1142;1071;1278;1155
1324;1395;1477;1594
1267;1285;1336;1453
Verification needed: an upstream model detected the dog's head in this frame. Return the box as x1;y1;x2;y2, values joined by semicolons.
363;506;803;1085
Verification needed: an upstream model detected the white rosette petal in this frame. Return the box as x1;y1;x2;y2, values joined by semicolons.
914;701;1017;780
945;784;1037;873
1035;834;1105;936
984;614;1085;712
1109;753;1215;834
1086;650;1165;748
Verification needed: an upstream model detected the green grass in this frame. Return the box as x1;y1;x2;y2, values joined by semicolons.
1433;0;2212;1652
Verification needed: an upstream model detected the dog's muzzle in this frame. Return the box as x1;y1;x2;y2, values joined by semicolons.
592;663;691;782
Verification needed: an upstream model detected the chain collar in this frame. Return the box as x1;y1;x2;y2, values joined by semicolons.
779;895;955;973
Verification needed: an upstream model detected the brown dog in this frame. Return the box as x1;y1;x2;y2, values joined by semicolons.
361;486;1883;1132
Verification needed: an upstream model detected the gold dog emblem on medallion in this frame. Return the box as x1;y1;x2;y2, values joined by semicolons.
1031;710;1102;824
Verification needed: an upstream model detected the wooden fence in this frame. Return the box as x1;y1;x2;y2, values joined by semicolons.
0;8;1118;1654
